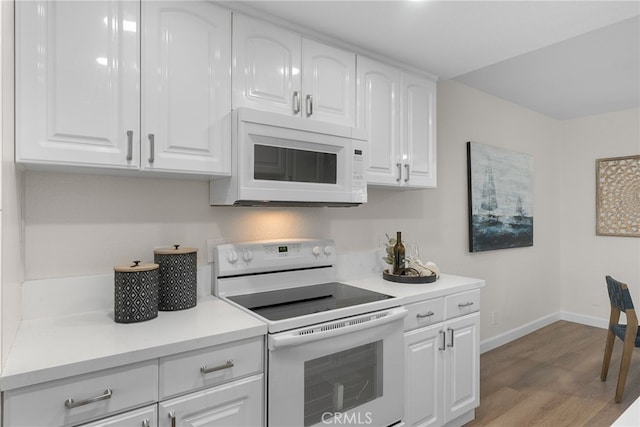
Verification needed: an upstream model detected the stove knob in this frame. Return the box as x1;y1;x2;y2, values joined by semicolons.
323;246;333;256
312;246;321;256
227;251;239;264
242;250;254;262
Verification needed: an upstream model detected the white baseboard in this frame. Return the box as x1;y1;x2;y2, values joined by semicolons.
480;311;609;354
560;311;609;329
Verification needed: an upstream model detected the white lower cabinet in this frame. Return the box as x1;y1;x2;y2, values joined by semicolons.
404;292;480;427
2;337;264;427
159;374;263;427
3;360;158;427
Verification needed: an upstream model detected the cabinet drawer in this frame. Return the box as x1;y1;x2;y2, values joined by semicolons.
158;374;264;427
79;404;157;427
445;289;480;319
3;360;158;427
159;336;263;399
404;297;444;331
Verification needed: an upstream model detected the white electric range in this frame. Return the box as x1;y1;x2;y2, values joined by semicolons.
214;239;406;427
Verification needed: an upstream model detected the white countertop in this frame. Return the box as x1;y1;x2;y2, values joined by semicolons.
2;268;483;393
1;296;267;391
344;273;485;305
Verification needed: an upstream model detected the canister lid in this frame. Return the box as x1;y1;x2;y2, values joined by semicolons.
154;244;198;255
114;260;159;273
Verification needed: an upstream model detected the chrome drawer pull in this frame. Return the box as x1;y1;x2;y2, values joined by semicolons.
396;163;402;182
64;388;112;409
404;164;410;182
416;311;435;319
200;359;234;374
141;419;151;427
126;130;133;161
168;411;176;427
458;301;474;308
148;133;155;164
292;91;301;115
439;330;446;351
306;94;313;117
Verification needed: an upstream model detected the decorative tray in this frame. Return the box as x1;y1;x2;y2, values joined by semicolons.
383;270;438;284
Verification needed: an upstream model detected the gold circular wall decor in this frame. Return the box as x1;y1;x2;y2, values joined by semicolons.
596;155;640;237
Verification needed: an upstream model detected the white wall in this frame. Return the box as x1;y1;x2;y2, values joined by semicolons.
21;80;567;346
560;109;640;324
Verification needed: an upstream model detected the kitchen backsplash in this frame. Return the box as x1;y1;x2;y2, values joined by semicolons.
22;250;387;320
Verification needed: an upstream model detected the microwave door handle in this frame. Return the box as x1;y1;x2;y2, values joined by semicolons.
268;307;407;350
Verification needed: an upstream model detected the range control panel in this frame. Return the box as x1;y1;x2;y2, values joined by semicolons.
215;239;336;277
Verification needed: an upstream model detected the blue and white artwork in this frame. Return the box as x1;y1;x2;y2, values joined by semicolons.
467;142;534;252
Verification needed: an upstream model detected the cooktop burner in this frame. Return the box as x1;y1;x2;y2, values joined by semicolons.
227;282;393;321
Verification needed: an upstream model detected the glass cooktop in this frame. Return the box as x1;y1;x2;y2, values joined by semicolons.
227;282;394;321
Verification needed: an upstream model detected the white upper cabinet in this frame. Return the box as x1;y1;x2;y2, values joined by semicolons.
356;56;401;185
232;14;301;117
16;0;140;169
301;38;355;126
401;71;437;188
142;1;231;175
233;13;356;127
16;0;231;176
357;56;437;188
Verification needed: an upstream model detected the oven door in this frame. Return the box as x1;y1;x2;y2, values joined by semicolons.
268;307;407;427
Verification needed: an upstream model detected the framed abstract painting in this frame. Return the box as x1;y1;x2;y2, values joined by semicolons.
596;155;640;237
467;142;534;252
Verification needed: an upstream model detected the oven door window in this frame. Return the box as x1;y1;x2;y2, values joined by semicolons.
254;144;337;184
304;341;382;426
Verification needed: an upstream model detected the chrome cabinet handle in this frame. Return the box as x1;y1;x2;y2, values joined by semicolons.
458;301;474;308
306;94;313;117
141;419;150;427
292;91;301;115
200;359;234;374
126;130;133;161
148;133;155;164
396;163;402;182
404;164;410;182
168;411;176;427
416;311;435;319
447;327;454;348
64;388;112;409
439;329;446;351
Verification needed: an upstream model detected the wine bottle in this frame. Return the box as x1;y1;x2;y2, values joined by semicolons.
393;231;405;275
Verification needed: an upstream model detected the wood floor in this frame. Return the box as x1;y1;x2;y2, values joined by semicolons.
466;321;640;426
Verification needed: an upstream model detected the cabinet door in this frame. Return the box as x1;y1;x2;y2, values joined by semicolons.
302;38;355;126
404;324;443;427
80;405;157;427
142;1;231;175
159;375;263;427
444;312;480;424
16;0;140;169
401;72;437;188
232;14;301;116
356;56;401;186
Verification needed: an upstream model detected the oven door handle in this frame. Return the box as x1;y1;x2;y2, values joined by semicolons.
268;307;407;350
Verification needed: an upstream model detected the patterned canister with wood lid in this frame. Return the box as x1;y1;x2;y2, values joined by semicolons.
154;245;198;311
113;261;159;323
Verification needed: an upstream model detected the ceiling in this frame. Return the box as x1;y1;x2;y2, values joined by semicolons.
237;0;640;120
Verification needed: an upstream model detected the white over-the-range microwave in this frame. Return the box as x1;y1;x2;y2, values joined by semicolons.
210;108;367;207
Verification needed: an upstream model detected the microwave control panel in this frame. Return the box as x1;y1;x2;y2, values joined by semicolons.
351;139;367;202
